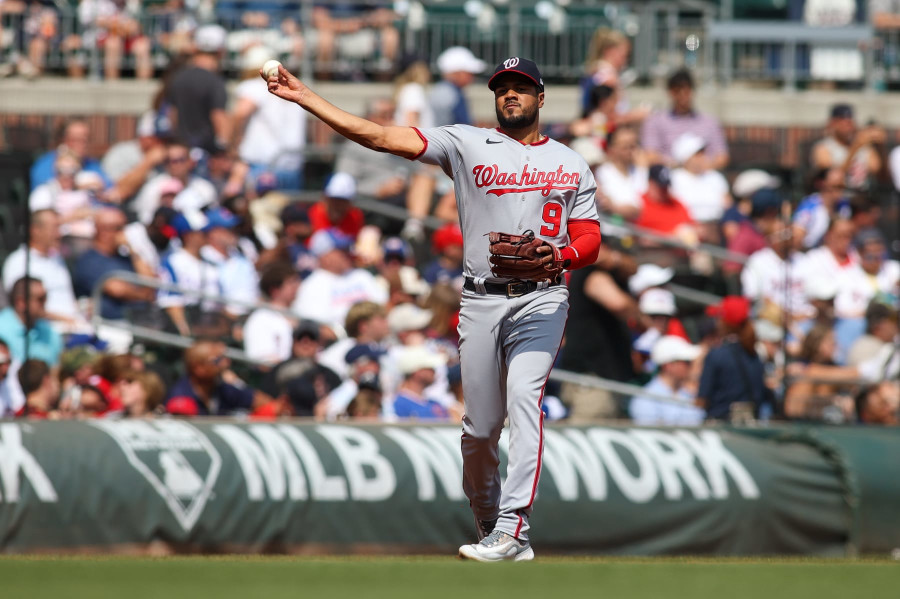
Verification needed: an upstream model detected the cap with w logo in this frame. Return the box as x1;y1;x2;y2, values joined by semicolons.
488;57;544;92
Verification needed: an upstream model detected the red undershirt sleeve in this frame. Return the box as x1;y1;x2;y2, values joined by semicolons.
559;219;601;270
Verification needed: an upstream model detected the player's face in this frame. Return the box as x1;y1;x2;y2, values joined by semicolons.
493;75;543;130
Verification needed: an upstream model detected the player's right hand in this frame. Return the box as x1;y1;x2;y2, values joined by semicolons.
261;64;307;105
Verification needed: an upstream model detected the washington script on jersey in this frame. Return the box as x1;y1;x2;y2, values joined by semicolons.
472;163;581;197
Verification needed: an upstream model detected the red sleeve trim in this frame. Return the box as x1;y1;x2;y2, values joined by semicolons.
567;218;600;225
560;219;601;270
408;127;428;161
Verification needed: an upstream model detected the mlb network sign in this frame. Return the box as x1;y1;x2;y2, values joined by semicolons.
0;422;759;533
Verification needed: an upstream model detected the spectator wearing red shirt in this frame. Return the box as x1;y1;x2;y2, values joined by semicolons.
636;165;697;238
308;172;365;238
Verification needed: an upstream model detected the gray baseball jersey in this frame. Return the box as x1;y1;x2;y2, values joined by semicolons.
413;125;600;281
413;124;600;543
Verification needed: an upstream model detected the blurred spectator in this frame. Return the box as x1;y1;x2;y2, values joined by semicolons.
291;228;387;331
429;46;485;127
424;223;464;287
0;277;62;366
670;132;731;242
323;342;385;421
634;165;697;246
854;381;899;425
890;144;900;191
641;69;729;170
102;112;168;203
73;207;155;321
261;320;341;417
0;0;80;78
57;345;98;413
393;54;434;128
145;0;196;58
793;167;850;249
122;206;177;273
29;150;98;244
56;382;109;419
244;261;300;365
810;104;883;190
16;358;58;418
2;209;83;329
77;0;152;80
217;2;304;69
133;140;217;224
594;126;646;220
200;207;258;316
308;172;365;238
0;338;24;418
847;302;898;367
166;24;229;152
117;370;165;418
633;288;690;375
165;340;265;417
318;300;389;379
784;323;857;421
568;84;617;166
629;335;704;426
200;146;248;202
741;220;813;323
721;169;781;245
698;296;772;421
559;245;638;421
310;2;399;75
30;119;109;190
265;202;315;276
391;345;450;420
230;45;306;191
725;189;783;269
375;236;430;308
423;282;461;345
157;210;222;336
855;228;900;303
581;28;647;124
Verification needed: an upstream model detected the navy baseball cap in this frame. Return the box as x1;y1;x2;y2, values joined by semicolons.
488;57;544;92
293;320;320;341
345;343;385;365
830;103;854;119
648;164;671;188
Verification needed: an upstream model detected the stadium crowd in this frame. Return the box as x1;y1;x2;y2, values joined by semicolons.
0;24;898;427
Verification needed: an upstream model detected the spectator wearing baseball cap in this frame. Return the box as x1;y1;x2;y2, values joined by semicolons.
430;47;486;127
390;345;450;421
321;342;387;421
424;223;465;288
721;169;782;248
723;188;785;274
698;296;772;421
669;132;730;243
634;165;697;247
291;228;387;332
308;172;365;239
629;335;704;426
201;207;260;317
811;103;883;191
633;288;690;374
157;209;223;337
376;237;431;307
318;301;390;380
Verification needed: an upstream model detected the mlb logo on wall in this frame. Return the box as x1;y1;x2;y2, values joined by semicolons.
93;420;222;531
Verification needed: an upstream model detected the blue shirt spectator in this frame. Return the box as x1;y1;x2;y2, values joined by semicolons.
30;119;110;189
393;390;448;420
73;249;138;320
698;340;769;420
0;277;63;367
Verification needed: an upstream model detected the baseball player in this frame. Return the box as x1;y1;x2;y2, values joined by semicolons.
263;56;601;562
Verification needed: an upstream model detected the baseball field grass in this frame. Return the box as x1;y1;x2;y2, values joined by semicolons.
3;555;898;599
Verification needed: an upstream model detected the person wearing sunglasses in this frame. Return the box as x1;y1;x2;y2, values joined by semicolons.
0;276;62;367
133;140;217;224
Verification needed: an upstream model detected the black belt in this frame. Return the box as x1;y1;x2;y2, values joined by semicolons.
463;277;560;298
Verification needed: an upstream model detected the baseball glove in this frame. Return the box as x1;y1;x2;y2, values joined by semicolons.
488;230;566;283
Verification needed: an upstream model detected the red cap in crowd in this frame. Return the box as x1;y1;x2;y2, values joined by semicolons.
706;296;751;327
432;223;463;254
166;396;199;416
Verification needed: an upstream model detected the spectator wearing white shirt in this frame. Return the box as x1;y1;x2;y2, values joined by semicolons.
230;46;307;191
291;228;387;332
244;262;300;366
122;206;178;274
158;210;223;337
133;141;217;224
29;152;97;247
741;220;813;321
318;300;390;380
629;335;704;426
393;56;434;128
2;210;82;329
200;208;259;316
792;167;850;249
670;132;730;243
855;228;900;304
594;126;646;221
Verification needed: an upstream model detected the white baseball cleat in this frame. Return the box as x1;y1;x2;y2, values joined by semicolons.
458;529;535;562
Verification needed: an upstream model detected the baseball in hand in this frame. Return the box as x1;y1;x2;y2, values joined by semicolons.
262;60;282;79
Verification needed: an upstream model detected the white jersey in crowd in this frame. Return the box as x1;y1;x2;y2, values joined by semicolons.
123;222;166;274
0;360;24;418
29;184;94;238
291;268;388;331
235;78;306;172
414;124;599;281
243;307;294;365
670;167;729;222
2;246;80;320
594;162;647;210
741;247;813;318
802;247;872;319
862;259;900;300
200;245;259;316
394;82;435;129
134;174;217;224
157;247;222;310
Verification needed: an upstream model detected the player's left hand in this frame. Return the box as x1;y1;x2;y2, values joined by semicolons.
488;230;565;283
